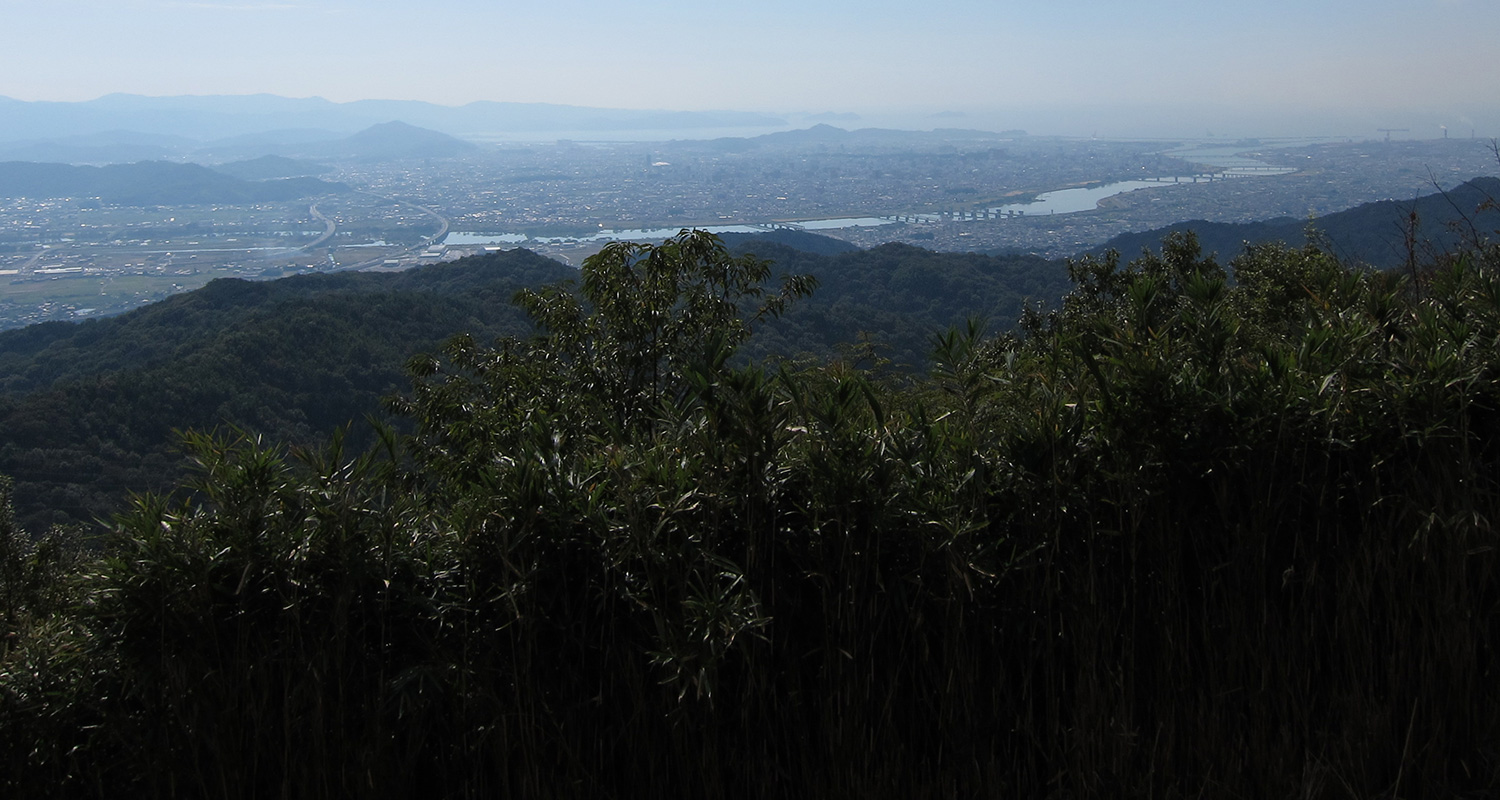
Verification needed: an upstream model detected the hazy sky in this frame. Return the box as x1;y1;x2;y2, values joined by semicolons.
4;0;1498;136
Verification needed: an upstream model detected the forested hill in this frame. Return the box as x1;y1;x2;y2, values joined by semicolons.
1095;175;1500;267
0;248;574;531
735;239;1067;367
719;228;860;256
0;237;1070;531
5;228;1499;797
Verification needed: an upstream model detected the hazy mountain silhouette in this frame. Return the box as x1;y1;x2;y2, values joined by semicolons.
210;154;333;180
0;94;787;142
314;121;479;160
0;160;349;204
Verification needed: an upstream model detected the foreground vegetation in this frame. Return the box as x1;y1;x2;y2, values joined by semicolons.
3;227;1499;797
0;237;1067;533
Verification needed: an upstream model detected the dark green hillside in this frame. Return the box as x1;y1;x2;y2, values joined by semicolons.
0;236;1071;531
0;248;574;531
719;228;860;256
743;240;1069;368
3;231;1498;798
0;160;348;204
1097;175;1500;267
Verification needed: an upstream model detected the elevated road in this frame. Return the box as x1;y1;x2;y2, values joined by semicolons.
327;192;451;272
404;199;450;248
302;201;338;251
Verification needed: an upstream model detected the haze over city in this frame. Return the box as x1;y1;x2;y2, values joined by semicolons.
4;0;1499;138
5;0;1500;330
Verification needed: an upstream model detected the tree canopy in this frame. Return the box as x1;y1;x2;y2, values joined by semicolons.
3;227;1500;798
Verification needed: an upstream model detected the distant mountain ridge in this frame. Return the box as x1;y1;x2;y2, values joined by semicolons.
211;154;333;180
0;160;349;204
0;93;790;143
696;124;1028;153
0;120;477;199
0;129;201;164
0;119;500;165
205;121;481;162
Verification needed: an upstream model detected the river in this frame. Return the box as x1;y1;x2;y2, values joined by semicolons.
444;142;1300;246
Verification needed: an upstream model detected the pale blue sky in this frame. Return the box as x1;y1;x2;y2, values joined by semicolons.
4;0;1497;136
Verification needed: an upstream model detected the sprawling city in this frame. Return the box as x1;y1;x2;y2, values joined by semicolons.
3;124;1495;330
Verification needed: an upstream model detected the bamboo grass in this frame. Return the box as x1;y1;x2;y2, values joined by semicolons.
3;231;1499;797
